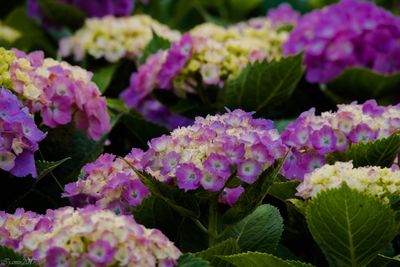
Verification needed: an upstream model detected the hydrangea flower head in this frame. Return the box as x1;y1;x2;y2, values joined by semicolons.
120;19;287;126
63;148;149;214
297;161;400;203
2;48;110;141
142;109;287;205
59;15;180;62
2;206;181;266
282;100;400;179
284;0;400;83
0;87;46;177
267;3;301;28
0;208;42;250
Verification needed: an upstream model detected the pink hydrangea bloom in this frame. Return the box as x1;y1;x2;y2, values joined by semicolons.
1;206;181;266
9;50;110;141
63;148;149;214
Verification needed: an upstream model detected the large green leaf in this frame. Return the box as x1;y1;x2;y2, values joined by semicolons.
131;169;200;218
177;254;210;267
327;68;400;100
92;63;119;93
37;0;86;30
306;185;397;267
134;196;208;253
225;204;283;253
139;31;171;65
39;124;106;183
220;55;304;116
368;254;400;267
222;158;285;224
269;180;301;201
328;132;400;168
195;239;240;267
0;246;38;267
121;112;169;147
220;252;313;267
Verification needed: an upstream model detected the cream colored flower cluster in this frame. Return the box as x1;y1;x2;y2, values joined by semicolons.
59;15;181;62
172;18;288;93
296;161;400;202
0;21;20;43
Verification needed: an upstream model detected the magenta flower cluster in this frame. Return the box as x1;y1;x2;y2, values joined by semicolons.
281;100;400;179
28;0;138;28
1;206;181;266
283;0;400;83
267;3;301;28
10;50;110;141
0;88;46;177
63;148;149;214
120;37;193;129
143;109;287;204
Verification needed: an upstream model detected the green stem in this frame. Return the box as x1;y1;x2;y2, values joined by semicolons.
208;198;218;246
192;218;210;236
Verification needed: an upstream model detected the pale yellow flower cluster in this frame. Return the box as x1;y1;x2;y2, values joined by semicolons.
0;22;20;43
59;15;181;62
172;18;288;93
0;47;15;89
297;161;400;202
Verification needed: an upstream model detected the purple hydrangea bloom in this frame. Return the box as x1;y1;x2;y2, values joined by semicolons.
0;87;46;177
87;240;115;264
120;51;192;129
45;247;70;267
284;0;400;83
267;3;301;28
28;0;136;28
143;109;287;205
281;100;400;179
157;34;193;89
62;148;150;214
219;186;245;206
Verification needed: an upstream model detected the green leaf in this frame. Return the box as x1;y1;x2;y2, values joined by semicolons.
93;64;119;93
228;0;262;18
220;55;304;116
225;204;284;253
269;180;301;201
177;254;210;267
139;30;171;64
35;157;70;179
121;112;169;147
222;158;285;224
4;7;56;56
39;124;106;183
131;169;200;218
220;252;313;267
0;246;38;267
195;239;240;267
37;0;86;30
306;185;398;267
327;68;400;100
134;196;208;252
328;132;400;168
275;119;295;133
368;254;400;267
